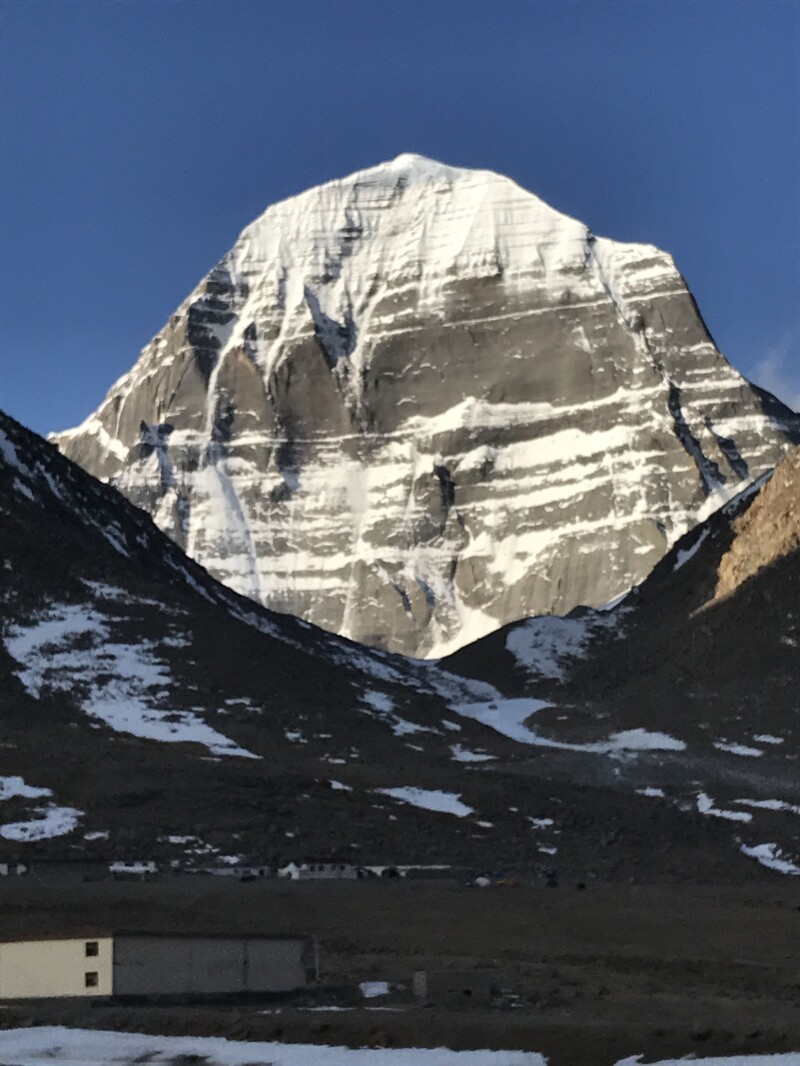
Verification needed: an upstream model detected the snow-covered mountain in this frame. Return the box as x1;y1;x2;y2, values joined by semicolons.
53;154;800;656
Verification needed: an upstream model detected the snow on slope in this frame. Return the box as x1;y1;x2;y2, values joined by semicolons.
505;610;625;680
0;806;82;842
0;776;81;842
376;786;474;817
53;154;800;657
5;599;256;758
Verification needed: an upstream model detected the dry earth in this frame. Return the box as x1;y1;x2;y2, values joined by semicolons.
0;878;798;1066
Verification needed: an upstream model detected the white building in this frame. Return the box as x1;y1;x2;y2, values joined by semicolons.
205;864;270;879
0;932;311;1000
278;861;358;881
108;861;158;880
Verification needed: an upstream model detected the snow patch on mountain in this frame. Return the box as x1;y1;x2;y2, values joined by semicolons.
360;689;438;737
505;612;623;680
733;798;800;816
450;744;495;763
0;776;51;801
713;740;764;757
5;602;256;758
375;787;474;818
452;697;685;754
696;793;752;823
0;806;82;842
740;842;800;876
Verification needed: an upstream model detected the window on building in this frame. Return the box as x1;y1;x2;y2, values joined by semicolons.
85;941;99;957
84;971;99;988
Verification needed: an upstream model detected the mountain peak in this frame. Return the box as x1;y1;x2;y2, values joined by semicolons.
53;159;800;656
386;151;448;170
346;152;485;184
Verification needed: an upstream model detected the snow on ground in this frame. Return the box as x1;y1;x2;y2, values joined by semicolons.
0;768;79;845
453;697;553;744
734;798;800;816
360;981;391;998
4;602;256;759
0;805;81;841
450;744;494;763
713;741;764;757
696;794;752;823
376;787;474;818
740;842;800;876
0;1027;548;1065
617;1055;800;1065
1;1027;798;1066
604;729;685;752
753;734;784;745
363;690;395;714
361;689;436;737
0;776;51;800
636;787;665;797
505;615;600;680
504;611;625;680
673;526;711;570
452;698;684;753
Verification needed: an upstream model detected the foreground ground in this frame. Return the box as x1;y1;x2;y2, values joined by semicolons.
0;878;797;1065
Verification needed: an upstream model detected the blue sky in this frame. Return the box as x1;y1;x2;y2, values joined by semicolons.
1;0;798;436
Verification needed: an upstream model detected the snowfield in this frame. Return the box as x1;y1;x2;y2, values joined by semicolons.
0;1028;547;1065
1;1028;799;1065
453;697;685;753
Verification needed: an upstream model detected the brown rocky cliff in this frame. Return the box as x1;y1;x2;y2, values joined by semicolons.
715;446;800;601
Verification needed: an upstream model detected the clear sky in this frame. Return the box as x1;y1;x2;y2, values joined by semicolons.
1;0;798;436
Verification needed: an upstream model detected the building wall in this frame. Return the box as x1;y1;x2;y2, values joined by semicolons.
112;936;307;996
0;937;113;999
245;938;308;991
297;864;358;880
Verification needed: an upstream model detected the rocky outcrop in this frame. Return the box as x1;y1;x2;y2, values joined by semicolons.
53;154;800;656
715;446;800;601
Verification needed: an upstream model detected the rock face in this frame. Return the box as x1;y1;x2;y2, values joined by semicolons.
53;154;800;656
715;446;800;602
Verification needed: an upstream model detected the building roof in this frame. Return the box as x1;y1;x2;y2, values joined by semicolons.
0;930;311;944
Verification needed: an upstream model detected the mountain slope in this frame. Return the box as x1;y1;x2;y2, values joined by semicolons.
446;452;800;878
3;409;799;884
52;154;800;656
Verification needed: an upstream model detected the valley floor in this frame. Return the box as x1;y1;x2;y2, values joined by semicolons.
0;879;797;1065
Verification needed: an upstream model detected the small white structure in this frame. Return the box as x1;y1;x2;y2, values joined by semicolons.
0;932;311;1000
207;865;270;880
0;862;28;877
109;861;158;880
278;861;358;881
